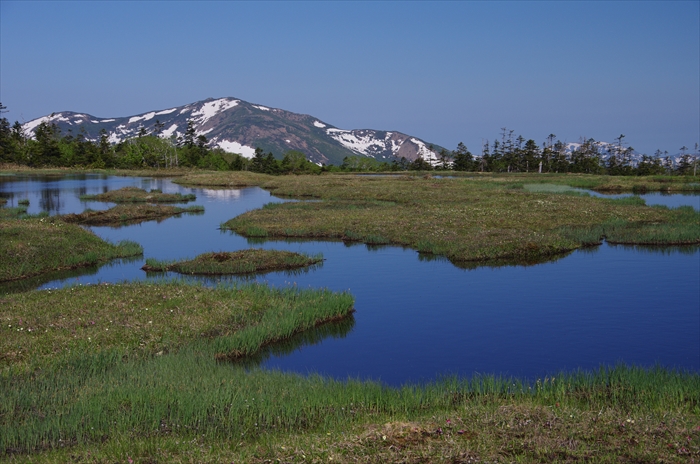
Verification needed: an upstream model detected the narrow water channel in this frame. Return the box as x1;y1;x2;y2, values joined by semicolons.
2;174;698;386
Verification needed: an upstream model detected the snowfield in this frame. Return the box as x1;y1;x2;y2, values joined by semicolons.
217;140;256;158
192;98;239;124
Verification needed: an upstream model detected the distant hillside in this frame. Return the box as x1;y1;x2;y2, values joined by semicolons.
22;97;443;166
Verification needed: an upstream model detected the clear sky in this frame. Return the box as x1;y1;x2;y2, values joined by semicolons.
1;1;698;156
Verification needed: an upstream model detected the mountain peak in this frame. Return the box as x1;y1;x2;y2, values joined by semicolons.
22;98;441;165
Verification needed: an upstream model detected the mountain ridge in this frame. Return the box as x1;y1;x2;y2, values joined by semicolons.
21;97;443;166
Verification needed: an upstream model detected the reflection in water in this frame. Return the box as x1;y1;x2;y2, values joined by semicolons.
201;188;242;200
416;249;577;271
145;261;325;284
39;188;62;213
0;256;144;295
615;243;700;256
226;315;356;369
0;265;100;294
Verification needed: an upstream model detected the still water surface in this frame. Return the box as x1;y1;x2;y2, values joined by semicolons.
2;174;698;386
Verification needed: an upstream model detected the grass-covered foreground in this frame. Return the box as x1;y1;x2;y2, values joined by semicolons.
61;204;204;227
80;186;196;203
1;281;698;463
0;216;142;282
141;248;323;275
191;172;700;266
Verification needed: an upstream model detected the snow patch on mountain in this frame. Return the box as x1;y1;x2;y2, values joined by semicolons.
217;140;255;158
389;138;403;154
326;129;385;156
128;112;156;124
156;108;177;115
252;105;270;111
22;114;69;135
411;138;438;163
192;98;239;124
161;124;178;138
313;121;326;128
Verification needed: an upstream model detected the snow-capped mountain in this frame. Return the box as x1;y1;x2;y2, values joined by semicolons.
21;97;442;166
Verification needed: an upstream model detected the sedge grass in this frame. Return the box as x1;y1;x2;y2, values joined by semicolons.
0;217;142;282
1;356;697;462
60;204;204;227
141;249;323;275
79;186;196;203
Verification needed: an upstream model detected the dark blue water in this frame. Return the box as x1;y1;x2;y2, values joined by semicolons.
1;174;698;386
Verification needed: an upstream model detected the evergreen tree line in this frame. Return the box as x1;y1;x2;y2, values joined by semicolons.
336;129;698;176
1;105;696;176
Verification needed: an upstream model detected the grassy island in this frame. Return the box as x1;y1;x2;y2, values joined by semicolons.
0;216;142;282
141;248;323;275
61;204;204;227
190;173;700;266
80;186;196;203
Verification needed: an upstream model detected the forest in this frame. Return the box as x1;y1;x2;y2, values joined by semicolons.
1;104;697;176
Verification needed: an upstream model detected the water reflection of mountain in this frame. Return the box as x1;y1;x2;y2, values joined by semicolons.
201;189;242;200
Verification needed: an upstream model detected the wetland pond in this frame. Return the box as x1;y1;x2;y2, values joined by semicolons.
2;173;699;386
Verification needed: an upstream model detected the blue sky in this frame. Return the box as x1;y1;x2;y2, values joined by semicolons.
1;1;698;156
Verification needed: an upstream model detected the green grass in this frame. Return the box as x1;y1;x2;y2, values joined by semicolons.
0;280;354;372
211;174;699;267
0;282;698;462
479;172;700;192
60;204;204;227
0;204;40;220
141;249;323;275
80;186;196;203
174;170;275;188
0;216;143;282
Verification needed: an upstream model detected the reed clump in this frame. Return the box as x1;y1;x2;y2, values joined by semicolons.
141;249;323;275
80;186;196;203
61;204;204;226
